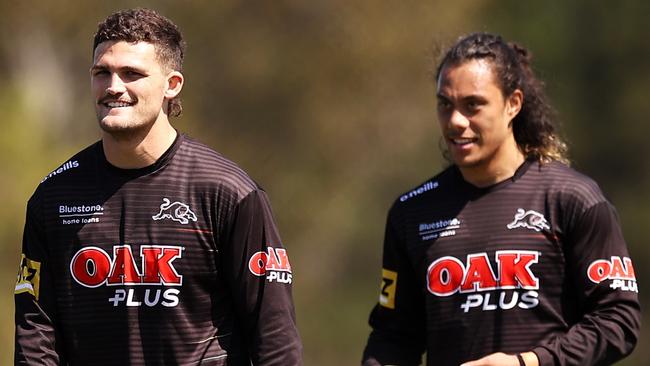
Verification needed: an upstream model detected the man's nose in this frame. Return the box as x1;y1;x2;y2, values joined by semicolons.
448;109;470;129
106;73;126;95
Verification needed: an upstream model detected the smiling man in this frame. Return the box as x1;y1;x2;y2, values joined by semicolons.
15;8;302;365
362;33;640;366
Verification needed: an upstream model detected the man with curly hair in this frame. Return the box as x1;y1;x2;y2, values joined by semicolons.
15;8;302;365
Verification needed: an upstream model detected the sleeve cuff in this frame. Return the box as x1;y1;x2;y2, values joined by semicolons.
532;346;555;366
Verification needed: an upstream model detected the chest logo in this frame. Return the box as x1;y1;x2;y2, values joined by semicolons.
419;218;460;240
427;251;541;313
58;203;104;225
506;208;550;232
70;245;183;308
152;198;197;225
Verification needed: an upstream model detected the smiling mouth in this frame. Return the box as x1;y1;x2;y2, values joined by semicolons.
102;101;133;108
97;98;135;108
450;137;478;146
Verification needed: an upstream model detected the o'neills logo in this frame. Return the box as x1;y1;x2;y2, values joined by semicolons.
248;247;292;284
587;256;637;293
427;251;540;313
400;181;439;202
70;245;183;307
41;160;79;183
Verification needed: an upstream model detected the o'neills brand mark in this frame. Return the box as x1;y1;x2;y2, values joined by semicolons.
427;251;541;313
41;160;79;183
400;181;439;202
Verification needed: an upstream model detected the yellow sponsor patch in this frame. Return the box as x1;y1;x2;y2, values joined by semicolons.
379;269;397;309
15;254;41;300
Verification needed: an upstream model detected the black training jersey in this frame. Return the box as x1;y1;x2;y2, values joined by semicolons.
15;134;302;365
363;160;640;366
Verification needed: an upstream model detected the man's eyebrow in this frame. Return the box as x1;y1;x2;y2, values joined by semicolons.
460;94;488;103
436;93;488;101
90;65;147;73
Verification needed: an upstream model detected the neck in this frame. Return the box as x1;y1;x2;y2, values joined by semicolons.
102;119;177;169
458;141;525;188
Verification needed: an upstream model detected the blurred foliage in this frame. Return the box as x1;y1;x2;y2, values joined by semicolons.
1;0;648;364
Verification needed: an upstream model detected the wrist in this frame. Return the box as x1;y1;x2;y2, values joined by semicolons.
516;353;525;366
519;351;539;366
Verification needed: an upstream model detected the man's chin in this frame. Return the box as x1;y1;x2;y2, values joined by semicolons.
98;118;155;141
99;122;131;133
99;115;129;130
452;156;485;171
450;153;476;167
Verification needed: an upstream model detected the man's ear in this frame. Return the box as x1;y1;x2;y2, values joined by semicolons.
164;71;184;99
506;89;523;120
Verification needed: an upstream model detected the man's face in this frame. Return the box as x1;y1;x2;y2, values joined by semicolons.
436;59;522;173
91;41;180;135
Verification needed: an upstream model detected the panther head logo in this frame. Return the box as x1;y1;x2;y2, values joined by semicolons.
152;198;197;225
506;208;550;232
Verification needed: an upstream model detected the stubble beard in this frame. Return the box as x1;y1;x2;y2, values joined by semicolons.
98;114;156;142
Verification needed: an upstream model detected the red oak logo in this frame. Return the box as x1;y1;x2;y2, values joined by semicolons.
587;256;636;283
70;245;183;288
427;251;539;296
248;247;292;284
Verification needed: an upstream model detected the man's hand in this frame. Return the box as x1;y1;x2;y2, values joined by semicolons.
460;351;539;366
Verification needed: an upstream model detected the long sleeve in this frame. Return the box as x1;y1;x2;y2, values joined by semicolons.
533;201;641;366
223;189;302;365
362;207;426;366
15;196;66;365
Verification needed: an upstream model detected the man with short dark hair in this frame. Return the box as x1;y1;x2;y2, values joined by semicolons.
15;8;302;365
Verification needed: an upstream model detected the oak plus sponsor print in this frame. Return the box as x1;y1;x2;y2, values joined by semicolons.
588;256;638;293
70;244;184;307
427;251;540;313
248;247;293;284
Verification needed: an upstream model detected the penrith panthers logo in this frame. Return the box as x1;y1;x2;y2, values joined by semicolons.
506;208;550;232
152;198;197;225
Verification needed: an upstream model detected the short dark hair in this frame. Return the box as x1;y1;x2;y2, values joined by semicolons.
93;8;186;117
436;32;568;164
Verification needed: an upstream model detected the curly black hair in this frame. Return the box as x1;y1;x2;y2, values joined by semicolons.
436;32;568;164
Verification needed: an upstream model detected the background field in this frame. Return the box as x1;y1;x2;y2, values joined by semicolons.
1;1;648;364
